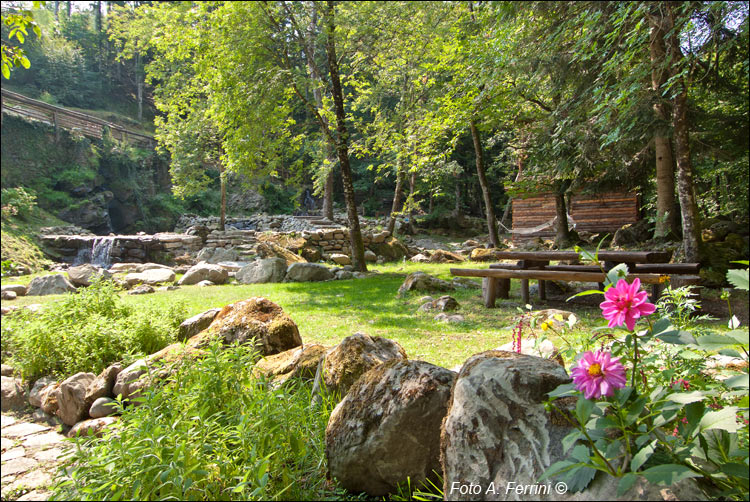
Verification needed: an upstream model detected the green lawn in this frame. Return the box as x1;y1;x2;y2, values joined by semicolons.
1;261;613;369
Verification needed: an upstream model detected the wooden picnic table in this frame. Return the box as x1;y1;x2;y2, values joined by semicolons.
450;249;700;307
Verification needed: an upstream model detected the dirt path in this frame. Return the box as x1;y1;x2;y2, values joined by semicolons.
1;413;69;501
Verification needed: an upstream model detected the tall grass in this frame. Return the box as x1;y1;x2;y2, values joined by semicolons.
53;339;338;501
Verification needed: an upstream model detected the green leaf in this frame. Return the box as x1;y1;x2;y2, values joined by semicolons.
640;464;700;485
721;462;750;479
562;465;598;493
667;391;706;404
695;334;739;351
20;56;30;69
571;444;591;463
727;268;749;291
699;406;740;433
650;317;674;337
548;382;577;398
656;330;696;345
631;440;656;472
724;374;749;390
2;63;10;80
617;473;639;497
725;330;749;345
562;430;583;454
576;396;594;424
539;460;577;481
567;289;604;300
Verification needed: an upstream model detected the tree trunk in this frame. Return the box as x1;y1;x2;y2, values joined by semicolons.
469;120;499;247
649;8;677;239
387;160;406;235
667;4;701;262
135;52;143;122
66;1;71;17
324;1;366;272
554;191;571;248
304;7;335;221
219;164;226;231
322;167;334;220
453;174;461;218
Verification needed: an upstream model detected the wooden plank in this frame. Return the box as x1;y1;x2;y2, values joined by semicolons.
450;268;667;284
484;250;671;262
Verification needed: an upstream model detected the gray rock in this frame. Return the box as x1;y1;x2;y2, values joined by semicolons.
1;376;28;411
397;272;455;297
410;253;430;263
452;277;481;289
1;284;27;296
84;363;122;405
54;372;96;426
1;364;15;377
178;308;222;342
330;253;352;266
112;359;148;401
32;408;61;426
196;280;215;287
312;333;407;400
135;263;174;273
364;249;377;262
285;263;335;282
28;377;56;408
26;275;76;296
109;263;140;273
434;313;464;323
124;268;176;286
178;263;229;285
441;351;571;501
1;290;17;300
67;264;112;287
326;360;456;496
40;383;60;415
253;344;328;388
67;417;118;438
89;397;119;418
335;270;354;280
236;258;288;284
127;284;155;295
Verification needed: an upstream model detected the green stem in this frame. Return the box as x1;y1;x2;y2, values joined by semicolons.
550;402;619;477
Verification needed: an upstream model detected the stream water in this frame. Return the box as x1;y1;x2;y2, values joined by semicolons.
72;237;114;268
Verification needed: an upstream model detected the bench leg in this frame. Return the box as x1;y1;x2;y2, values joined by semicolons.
521;279;530;305
651;283;664;302
598;282;605;292
539;280;546;301
482;277;498;308
498;278;510;299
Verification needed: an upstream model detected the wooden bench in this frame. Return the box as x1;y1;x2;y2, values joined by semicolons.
450;267;700;307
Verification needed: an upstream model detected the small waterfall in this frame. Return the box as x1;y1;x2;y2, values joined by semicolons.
91;237;114;268
73;237;114;268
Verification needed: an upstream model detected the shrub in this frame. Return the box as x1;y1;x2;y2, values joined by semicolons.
1;279;185;380
53;339;336;501
1;187;37;220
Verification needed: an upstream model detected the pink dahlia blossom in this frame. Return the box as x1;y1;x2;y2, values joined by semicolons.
571;350;627;400
599;278;656;331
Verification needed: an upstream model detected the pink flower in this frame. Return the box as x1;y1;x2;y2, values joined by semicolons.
571;350;627;400
599;278;656;331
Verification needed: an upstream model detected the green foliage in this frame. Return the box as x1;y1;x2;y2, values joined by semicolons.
260;182;297;215
53;339;336;501
656;286;715;330
1;187;37;220
1;2;43;79
1;279;185;380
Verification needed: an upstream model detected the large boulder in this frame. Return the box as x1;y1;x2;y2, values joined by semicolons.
1;290;17;300
312;333;407;399
256;242;306;266
178;263;229;286
111;359;149;401
26;274;76;296
428;249;465;263
1;376;28;411
1;284;27;296
441;351;591;501
285;263;335;282
177;308;222;342
253;344;328;387
236;258;287;284
397;272;455;297
369;237;409;261
612;219;652;247
199;297;302;356
124;268;176;286
67;264;112;287
84;363;122;405
326;360;455;496
330;253;352;266
40;382;61;415
197;246;239;264
89;397;118;418
54;372;96;426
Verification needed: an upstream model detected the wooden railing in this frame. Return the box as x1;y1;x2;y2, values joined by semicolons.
1;88;156;148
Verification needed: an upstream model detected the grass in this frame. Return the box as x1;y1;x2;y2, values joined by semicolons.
1;261;611;369
0;207;66;273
